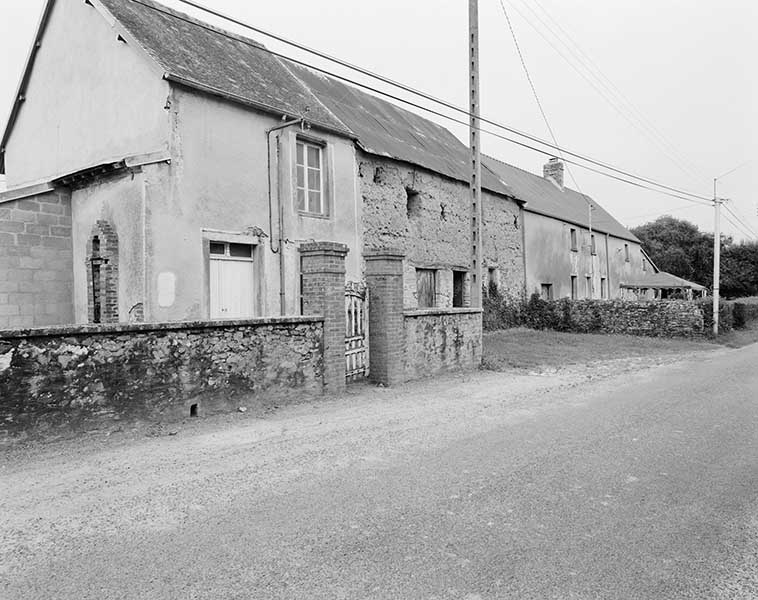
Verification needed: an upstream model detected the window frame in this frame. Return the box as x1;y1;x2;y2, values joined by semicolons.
416;268;437;308
570;228;578;252
590;234;597;255
624;243;630;262
540;283;553;301
570;275;578;300
295;138;328;217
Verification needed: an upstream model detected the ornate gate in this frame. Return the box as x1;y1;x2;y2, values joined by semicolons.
345;281;369;381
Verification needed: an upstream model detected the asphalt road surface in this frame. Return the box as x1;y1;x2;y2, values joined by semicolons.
2;343;757;599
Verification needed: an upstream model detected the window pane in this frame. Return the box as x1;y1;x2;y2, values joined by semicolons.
297;188;306;211
296;142;304;166
229;243;252;258
296;165;305;188
308;190;322;213
308;168;321;192
307;145;320;168
209;242;225;255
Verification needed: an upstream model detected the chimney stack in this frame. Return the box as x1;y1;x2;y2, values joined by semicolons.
543;157;564;189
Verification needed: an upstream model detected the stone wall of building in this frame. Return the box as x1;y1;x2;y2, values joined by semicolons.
359;155;523;307
0;317;323;442
403;308;483;381
0;187;74;328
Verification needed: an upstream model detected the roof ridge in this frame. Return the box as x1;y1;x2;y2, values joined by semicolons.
483;153;591;200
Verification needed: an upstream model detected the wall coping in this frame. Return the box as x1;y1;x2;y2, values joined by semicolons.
404;308;483;317
0;316;324;341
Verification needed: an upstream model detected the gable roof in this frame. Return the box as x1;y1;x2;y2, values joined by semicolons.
483;155;640;243
1;0;513;197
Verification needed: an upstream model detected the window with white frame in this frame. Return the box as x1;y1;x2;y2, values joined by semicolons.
208;241;255;319
296;140;325;215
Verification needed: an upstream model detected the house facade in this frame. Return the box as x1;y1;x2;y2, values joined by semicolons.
484;156;649;301
0;0;524;329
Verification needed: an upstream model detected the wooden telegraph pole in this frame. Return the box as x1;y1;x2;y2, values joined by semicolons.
469;0;483;308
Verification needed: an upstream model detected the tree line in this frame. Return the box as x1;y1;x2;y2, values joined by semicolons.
630;216;758;299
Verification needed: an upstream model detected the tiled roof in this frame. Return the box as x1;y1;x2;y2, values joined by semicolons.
99;0;512;195
98;0;349;134
483;155;640;243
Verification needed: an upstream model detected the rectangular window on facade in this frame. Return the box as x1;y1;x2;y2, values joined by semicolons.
591;234;597;255
296;140;325;215
586;276;592;298
570;276;577;300
486;267;499;297
601;277;607;299
642;256;648;271
540;283;553;300
453;271;466;307
570;228;578;251
624;244;630;262
209;241;255;319
416;268;436;308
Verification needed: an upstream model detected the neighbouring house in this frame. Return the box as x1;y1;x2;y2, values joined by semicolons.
0;0;524;330
483;156;649;301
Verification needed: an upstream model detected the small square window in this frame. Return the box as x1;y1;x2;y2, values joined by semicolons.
406;188;421;219
229;243;253;258
540;283;553;300
209;242;225;255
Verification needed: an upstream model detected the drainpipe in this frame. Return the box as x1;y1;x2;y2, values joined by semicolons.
267;116;305;316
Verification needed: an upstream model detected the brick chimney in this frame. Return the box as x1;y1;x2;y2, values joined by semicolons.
543;157;564;189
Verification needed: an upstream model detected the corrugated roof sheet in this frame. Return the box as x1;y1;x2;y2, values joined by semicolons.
483;155;640;243
98;0;349;133
621;271;706;290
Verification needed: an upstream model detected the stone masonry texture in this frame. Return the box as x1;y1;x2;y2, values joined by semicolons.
0;190;74;329
403;309;483;381
0;317;324;442
359;155;524;308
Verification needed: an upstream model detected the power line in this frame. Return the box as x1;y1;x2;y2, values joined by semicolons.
512;0;710;186
161;0;714;203
496;0;583;194
136;0;712;205
724;204;758;239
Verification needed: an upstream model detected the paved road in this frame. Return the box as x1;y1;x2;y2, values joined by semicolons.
2;343;757;599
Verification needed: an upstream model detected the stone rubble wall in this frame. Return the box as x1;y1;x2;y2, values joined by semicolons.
403;308;483;381
359;155;524;307
0;317;324;442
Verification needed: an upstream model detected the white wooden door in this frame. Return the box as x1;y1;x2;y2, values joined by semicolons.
210;259;254;319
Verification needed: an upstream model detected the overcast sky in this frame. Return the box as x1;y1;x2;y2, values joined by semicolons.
1;0;756;241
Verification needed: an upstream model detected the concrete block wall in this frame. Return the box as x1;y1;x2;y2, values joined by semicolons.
0;189;74;329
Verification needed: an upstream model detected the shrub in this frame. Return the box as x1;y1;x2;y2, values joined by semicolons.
482;284;523;331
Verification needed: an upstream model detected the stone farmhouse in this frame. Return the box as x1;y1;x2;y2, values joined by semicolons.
483;156;648;302
0;0;525;330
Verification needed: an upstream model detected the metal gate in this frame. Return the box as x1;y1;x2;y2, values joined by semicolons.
345;281;369;381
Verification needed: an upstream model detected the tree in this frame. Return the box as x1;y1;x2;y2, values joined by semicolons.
631;216;756;298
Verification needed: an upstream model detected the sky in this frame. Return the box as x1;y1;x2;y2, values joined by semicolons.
1;0;756;241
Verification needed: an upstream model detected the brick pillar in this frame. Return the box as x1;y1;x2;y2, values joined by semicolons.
300;241;348;394
365;248;405;386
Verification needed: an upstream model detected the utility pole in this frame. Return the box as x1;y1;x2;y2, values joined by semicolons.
469;0;483;308
712;181;729;335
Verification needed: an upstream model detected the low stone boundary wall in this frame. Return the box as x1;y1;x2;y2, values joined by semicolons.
403;308;483;381
0;316;324;441
520;297;704;337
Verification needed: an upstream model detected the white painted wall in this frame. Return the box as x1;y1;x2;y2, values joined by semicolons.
3;0;170;186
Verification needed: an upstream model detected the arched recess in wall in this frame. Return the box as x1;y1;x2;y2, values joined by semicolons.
85;220;119;324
